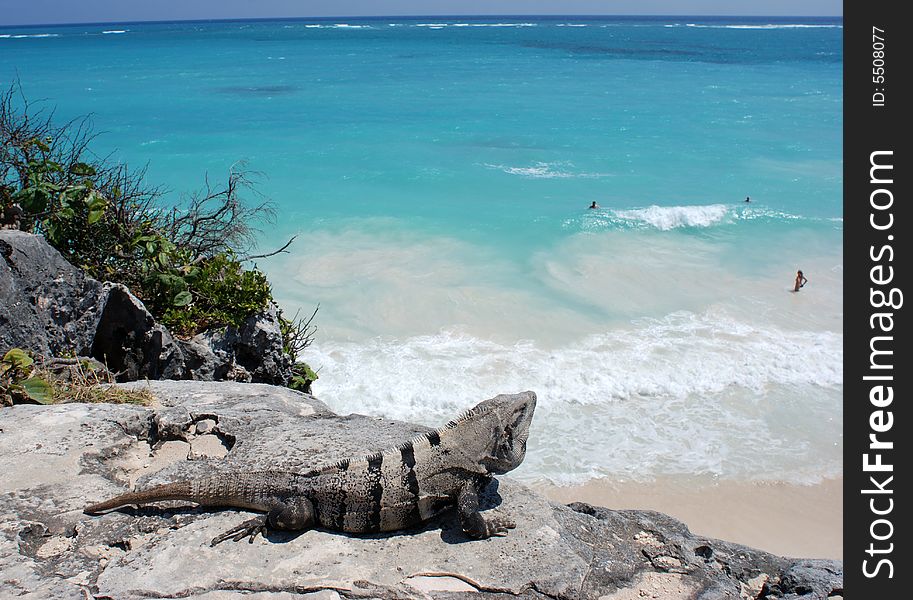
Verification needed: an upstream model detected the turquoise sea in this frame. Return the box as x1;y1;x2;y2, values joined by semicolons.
2;16;843;486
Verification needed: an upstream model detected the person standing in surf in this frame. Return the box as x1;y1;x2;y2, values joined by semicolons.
794;270;808;292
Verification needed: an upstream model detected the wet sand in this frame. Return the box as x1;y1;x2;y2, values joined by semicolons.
530;476;842;560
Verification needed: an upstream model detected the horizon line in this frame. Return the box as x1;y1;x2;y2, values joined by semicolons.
1;14;844;29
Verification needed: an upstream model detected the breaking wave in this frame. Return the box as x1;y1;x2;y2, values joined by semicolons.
564;204;832;232
679;24;842;29
2;33;60;39
306;309;842;485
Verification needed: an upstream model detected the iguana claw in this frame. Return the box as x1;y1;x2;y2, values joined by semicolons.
210;516;268;546
486;517;516;537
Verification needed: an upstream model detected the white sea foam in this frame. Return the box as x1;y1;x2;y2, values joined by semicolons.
468;23;537;28
568;204;824;232
484;161;611;179
406;23;537;29
102;30;128;34
306;310;842;485
684;23;842;29
304;24;372;29
613;204;731;230
8;33;60;39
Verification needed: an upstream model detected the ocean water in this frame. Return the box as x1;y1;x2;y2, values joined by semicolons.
2;16;843;486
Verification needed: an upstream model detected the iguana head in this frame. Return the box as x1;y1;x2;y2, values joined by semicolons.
466;391;537;475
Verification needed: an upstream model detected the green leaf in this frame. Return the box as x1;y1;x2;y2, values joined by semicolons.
183;265;201;282
87;209;105;225
13;187;47;214
21;378;54;404
3;349;33;369
87;191;108;210
69;162;97;177
173;290;193;307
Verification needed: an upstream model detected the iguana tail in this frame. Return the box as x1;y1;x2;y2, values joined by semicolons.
84;481;194;513
84;472;300;514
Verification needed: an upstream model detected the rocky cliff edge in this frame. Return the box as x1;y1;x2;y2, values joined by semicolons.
0;381;843;600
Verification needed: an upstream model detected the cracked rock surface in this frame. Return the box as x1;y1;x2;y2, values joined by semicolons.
0;381;843;599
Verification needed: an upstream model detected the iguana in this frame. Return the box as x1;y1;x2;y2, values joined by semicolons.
84;391;536;545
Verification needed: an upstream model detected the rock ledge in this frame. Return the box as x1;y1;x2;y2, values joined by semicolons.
0;381;842;600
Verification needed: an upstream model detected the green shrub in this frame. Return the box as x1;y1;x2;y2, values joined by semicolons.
154;253;273;337
288;362;319;395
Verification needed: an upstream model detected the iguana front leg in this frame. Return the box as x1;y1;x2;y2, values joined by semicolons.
210;496;315;546
457;483;516;539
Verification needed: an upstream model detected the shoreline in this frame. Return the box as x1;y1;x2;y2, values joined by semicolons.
529;476;842;560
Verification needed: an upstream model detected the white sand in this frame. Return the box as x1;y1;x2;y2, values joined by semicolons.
530;476;842;560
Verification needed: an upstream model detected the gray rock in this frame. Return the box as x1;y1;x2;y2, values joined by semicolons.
195;418;217;435
0;229;107;357
91;284;187;381
0;230;291;386
177;304;292;386
234;303;293;385
0;381;843;600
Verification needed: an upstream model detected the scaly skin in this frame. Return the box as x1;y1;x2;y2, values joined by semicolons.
84;392;536;545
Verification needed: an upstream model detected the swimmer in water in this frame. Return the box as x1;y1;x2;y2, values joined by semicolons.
793;270;808;292
589;201;600;209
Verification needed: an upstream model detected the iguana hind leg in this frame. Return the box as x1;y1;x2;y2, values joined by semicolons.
211;516;269;546
457;484;516;539
210;496;315;546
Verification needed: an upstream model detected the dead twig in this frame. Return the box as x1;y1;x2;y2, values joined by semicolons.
240;234;297;261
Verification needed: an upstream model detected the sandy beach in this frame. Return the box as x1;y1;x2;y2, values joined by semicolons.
531;476;842;560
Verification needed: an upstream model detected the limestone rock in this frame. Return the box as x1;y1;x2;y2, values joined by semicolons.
0;381;843;600
0;230;291;386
